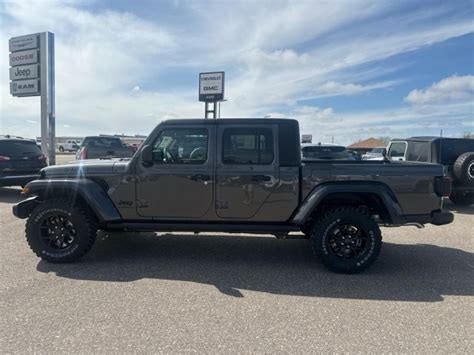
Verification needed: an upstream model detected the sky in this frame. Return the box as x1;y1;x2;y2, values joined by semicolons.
0;0;473;145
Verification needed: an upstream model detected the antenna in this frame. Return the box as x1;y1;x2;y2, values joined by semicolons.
438;129;443;164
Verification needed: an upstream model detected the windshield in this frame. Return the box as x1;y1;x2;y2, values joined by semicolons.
388;142;407;158
370;148;385;154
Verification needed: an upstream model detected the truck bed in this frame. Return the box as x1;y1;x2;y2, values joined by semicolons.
301;160;444;215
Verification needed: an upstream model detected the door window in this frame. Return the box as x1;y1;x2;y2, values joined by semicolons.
152;128;208;164
222;128;274;164
388;142;407;158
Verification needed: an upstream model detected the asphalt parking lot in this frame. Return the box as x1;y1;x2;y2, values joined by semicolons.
1;162;473;352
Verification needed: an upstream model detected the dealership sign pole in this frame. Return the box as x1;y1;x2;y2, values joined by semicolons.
199;72;224;119
9;32;56;165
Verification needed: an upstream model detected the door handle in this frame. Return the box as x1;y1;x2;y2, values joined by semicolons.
251;175;271;182
190;174;210;181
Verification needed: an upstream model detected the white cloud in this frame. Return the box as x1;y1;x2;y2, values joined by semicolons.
0;0;472;143
404;75;474;105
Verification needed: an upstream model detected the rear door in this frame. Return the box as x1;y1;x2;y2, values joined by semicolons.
136;124;215;219
216;123;280;220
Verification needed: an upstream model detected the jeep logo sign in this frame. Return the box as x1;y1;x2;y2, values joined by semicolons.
9;64;39;80
199;72;225;102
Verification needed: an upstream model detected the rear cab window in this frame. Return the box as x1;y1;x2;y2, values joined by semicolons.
84;137;124;149
0;140;42;158
406;141;430;162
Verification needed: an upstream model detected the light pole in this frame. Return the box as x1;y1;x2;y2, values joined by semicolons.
218;99;227;118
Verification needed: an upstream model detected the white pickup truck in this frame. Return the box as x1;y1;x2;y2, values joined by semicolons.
57;140;81;152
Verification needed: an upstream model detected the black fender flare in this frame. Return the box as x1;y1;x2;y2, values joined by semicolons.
19;179;122;223
291;182;404;225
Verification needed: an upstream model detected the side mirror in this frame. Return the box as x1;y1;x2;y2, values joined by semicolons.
141;145;153;165
153;149;164;162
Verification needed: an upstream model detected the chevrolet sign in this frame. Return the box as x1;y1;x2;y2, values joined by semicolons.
199;72;225;102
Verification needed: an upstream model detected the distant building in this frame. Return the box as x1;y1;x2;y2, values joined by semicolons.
37;134;147;146
347;138;386;154
38;136;83;144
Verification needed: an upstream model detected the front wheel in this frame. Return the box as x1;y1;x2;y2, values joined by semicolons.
309;207;382;273
26;199;98;263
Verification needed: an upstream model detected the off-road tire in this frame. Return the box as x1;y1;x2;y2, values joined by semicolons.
450;192;474;206
310;207;382;273
26;199;98;263
453;152;474;186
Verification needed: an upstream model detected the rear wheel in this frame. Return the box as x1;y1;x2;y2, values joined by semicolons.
26;199;98;263
450;192;474;206
58;146;65;152
309;207;382;273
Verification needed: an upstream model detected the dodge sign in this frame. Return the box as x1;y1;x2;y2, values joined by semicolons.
9;49;38;66
199;72;225;102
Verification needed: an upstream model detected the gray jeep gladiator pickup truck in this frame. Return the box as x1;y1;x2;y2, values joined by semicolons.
13;119;453;273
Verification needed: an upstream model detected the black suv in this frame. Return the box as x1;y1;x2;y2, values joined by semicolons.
387;137;474;205
0;135;47;187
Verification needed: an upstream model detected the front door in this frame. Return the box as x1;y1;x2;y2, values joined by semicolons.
136;125;214;219
216;124;280;220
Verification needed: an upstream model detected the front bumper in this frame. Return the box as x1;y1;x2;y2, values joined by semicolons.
0;174;39;187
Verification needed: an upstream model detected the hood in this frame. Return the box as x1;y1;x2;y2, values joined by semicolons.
42;159;130;178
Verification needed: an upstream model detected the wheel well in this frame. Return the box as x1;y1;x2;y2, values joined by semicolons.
35;188;99;222
311;192;392;223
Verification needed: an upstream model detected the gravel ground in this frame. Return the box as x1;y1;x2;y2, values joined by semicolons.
0;185;473;353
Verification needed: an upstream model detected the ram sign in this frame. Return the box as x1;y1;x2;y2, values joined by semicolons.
199;71;225;102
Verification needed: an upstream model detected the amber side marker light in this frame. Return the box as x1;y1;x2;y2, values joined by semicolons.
21;187;30;194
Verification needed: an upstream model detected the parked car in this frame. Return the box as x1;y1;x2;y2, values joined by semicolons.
57;140;81;153
361;147;386;160
76;136;134;160
301;143;356;160
346;149;362;160
14;118;453;274
387;137;474;205
0;135;47;187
